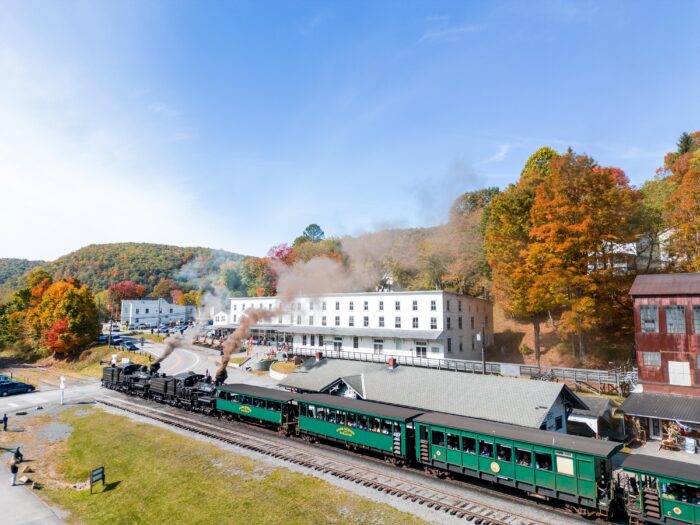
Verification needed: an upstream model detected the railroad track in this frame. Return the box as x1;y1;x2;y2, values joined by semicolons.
96;395;554;525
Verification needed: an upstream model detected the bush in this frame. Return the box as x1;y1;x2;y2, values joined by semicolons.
518;344;533;356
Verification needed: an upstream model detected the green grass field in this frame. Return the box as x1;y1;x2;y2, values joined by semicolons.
43;408;426;525
64;345;152;377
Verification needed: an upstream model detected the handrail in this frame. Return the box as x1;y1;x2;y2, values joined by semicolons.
287;347;638;386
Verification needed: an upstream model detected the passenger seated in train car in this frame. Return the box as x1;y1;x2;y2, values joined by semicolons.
479;442;493;457
357;415;368;430
381;420;391;435
516;451;531;466
347;413;357;427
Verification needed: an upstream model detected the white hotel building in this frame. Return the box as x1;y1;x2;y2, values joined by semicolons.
121;298;195;327
214;291;494;361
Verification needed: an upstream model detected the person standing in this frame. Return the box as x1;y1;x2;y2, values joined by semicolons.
2;413;7;431
10;460;18;486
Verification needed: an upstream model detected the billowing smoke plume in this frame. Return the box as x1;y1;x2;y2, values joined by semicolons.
155;334;182;365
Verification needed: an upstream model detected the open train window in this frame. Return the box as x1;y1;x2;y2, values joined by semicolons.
317;407;325;420
381;420;392;435
370;417;381;432
268;401;281;412
308;405;316;418
241;395;252;405
515;448;532;467
431;430;445;447
252;398;264;408
357;415;368;430
337;411;346;425
300;404;307;417
461;436;476;454
347;413;357;427
479;441;493;458
447;433;460;450
496;445;512;462
535;452;552;471
327;409;337;423
393;422;401;435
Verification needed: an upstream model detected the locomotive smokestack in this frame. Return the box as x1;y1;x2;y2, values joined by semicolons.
215;369;228;386
149;362;161;374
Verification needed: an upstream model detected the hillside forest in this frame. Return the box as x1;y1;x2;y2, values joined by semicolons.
1;131;699;365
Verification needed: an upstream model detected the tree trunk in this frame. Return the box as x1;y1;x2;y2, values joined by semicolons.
533;319;541;369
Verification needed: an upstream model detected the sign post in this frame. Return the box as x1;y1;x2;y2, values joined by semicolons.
89;466;105;494
59;375;65;405
140;336;145;349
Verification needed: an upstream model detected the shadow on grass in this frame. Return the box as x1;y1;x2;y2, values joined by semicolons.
99;480;121;492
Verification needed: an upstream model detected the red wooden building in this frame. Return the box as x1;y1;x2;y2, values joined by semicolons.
629;273;700;395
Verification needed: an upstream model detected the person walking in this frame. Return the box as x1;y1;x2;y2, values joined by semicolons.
2;413;7;431
9;460;18;486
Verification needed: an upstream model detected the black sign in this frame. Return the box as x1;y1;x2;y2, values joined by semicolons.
90;466;105;493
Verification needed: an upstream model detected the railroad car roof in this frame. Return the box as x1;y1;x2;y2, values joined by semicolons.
218;383;297;402
295;393;425;421
415;412;623;457
622;454;700;484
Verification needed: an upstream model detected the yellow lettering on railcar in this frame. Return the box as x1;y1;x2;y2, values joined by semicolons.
336;427;355;437
239;406;253;414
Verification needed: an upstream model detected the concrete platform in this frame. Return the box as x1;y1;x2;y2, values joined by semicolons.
0;453;65;524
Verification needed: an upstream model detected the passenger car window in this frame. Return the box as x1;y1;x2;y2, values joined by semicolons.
515;448;532;466
431;430;445;447
479;441;493;458
535;452;552;471
461;436;476;454
447;433;460;450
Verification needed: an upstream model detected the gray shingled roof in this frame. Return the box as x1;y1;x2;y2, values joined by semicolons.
280;359;586;428
629;273;700;296
619;392;700;424
571;396;613;418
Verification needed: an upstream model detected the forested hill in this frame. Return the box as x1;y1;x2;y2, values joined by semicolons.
0;258;46;290
44;243;247;292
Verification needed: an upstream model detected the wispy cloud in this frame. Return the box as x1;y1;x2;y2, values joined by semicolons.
301;13;328;35
477;143;513;165
418;23;482;43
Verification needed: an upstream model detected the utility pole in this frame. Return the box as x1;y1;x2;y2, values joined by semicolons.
481;324;487;375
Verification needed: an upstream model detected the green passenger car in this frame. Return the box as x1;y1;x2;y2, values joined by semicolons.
295;393;424;459
414;412;623;513
216;384;296;430
623;454;700;525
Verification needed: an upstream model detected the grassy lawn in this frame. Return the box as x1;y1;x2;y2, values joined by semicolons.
230;356;249;366
42;408;425;525
270;361;297;375
61;345;152;377
138;333;166;343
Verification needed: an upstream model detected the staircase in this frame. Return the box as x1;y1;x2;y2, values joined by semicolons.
393;433;402;455
420;439;430;463
642;488;661;520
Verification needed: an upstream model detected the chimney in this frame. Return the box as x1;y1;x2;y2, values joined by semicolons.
388;357;397;369
315;351;323;362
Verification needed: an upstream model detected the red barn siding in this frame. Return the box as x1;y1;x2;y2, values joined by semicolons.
633;295;700;396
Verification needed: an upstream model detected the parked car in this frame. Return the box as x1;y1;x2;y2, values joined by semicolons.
120;342;138;351
0;381;35;396
0;374;11;382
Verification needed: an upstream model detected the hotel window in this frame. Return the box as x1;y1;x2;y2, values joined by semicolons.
242;303;246;311
335;316;340;326
233;315;237;322
472;335;475;350
642;352;661;366
395;317;401;328
485;315;489;327
233;305;237;311
170;309;173;314
319;335;324;346
136;309;140;314
640;305;658;333
335;301;340;311
349;316;354;327
353;336;359;349
412;317;418;329
268;304;272;310
458;316;463;329
363;316;369;327
430;317;437;329
695;306;700;334
458;300;462;312
459;341;463;352
296;315;301;325
447;338;452;353
666;305;686;334
302;335;307;346
309;316;314;325
364;301;368;311
349;301;354;311
395;301;400;311
379;301;384;311
379;316;385;328
277;317;282;324
310;335;315;346
471;316;475;329
309;302;314;311
322;316;327;326
145;308;149;314
446;300;450;311
430;300;436;311
446;317;451;329
322;302;326;310
412;300;418;311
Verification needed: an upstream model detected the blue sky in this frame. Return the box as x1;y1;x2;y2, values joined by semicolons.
2;0;700;260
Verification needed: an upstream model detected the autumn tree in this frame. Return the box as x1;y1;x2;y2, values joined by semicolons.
239;258;276;297
527;150;639;358
150;279;181;299
485;147;558;361
180;290;202;306
663;131;700;270
108;280;145;301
